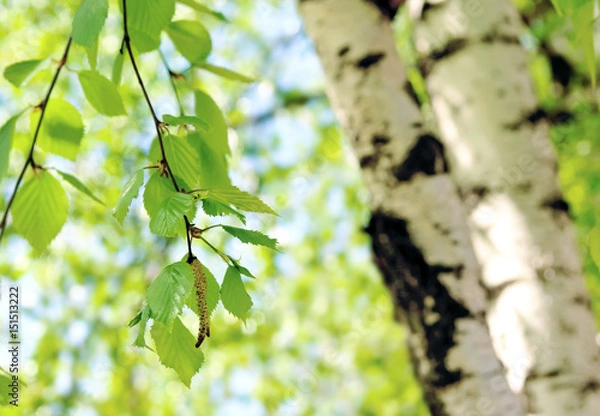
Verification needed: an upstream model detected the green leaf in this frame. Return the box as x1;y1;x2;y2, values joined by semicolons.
12;171;68;252
176;0;228;21
149;193;194;237
0;116;18;184
55;169;105;206
127;309;143;328
32;98;84;160
3;59;42;87
590;226;600;271
201;186;276;215
198;62;254;83
0;372;13;406
185;263;220;316
78;70;126;116
222;226;278;250
112;53;124;85
166;20;212;64
127;0;175;52
163;114;210;132
201;198;246;224
148;134;202;189
187;131;230;188
111;169;144;225
144;172;195;236
220;266;252;321
194;90;230;156
571;2;596;86
151;317;204;387
147;262;194;326
228;256;256;279
86;41;99;71
133;305;153;350
72;0;109;48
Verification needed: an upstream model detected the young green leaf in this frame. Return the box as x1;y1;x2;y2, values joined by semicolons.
112;53;125;85
176;0;228;21
3;59;42;87
12;171;69;252
194;90;230;156
144;171;177;218
166;20;212;64
202;186;276;215
222;226;278;250
86;41;99;71
220;266;253;321
590;226;600;271
111;169;144;224
198;62;255;83
78;70;126;116
185;262;220;316
228;256;256;279
55;169;106;206
187;131;230;188
151;318;204;388
32;98;84;160
127;0;175;52
148;135;202;189
149;192;194;237
0;116;18;183
133;305;153;350
72;0;109;48
163;114;210;132
201;198;246;224
147;261;194;325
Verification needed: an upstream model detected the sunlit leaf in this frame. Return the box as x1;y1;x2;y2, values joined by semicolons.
12;171;68;252
112;52;124;85
0;116;18;183
151;317;204;388
78;70;126;116
201;198;246;224
148;134;201;189
220;266;252;321
149;192;194;237
133;305;153;350
127;0;175;52
187;131;230;188
72;0;109;48
222;226;278;250
147;261;194;326
166;20;212;64
32;98;84;160
111;169;144;224
3;59;42;87
198;62;254;83
200;186;276;215
54;169;105;206
194;90;229;156
163;114;210;132
176;0;228;21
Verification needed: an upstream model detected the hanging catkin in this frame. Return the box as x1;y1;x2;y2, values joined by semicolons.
191;257;210;348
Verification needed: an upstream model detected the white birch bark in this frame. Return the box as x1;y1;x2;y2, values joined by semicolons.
299;1;524;414
407;0;600;413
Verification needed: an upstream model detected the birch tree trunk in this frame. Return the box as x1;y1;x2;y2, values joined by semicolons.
407;0;600;413
299;1;523;414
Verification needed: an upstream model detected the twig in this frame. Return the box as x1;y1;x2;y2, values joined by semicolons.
0;36;73;243
121;0;194;259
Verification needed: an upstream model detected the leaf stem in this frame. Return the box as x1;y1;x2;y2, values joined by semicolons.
0;36;73;244
158;49;185;117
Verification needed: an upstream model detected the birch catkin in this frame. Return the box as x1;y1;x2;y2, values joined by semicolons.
191;257;210;348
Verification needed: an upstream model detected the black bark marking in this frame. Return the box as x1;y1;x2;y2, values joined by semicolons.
481;33;520;45
367;0;402;20
365;213;470;390
541;198;570;215
372;135;390;146
359;155;377;168
393;134;449;182
404;80;420;107
582;379;600;393
338;46;350;57
430;39;467;61
356;52;385;69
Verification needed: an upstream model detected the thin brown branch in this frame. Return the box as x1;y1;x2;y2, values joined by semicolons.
0;36;73;244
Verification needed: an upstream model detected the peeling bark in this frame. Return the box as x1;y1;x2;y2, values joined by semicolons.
299;0;523;414
408;0;600;413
